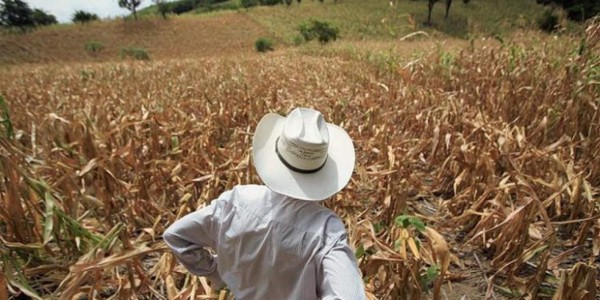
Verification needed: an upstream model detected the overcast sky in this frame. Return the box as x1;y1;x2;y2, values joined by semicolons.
25;0;155;24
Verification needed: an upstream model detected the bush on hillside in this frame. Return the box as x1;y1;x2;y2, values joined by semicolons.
120;47;150;60
72;10;99;24
84;41;104;57
299;20;339;44
172;0;195;14
536;0;599;21
293;34;305;45
255;37;274;52
537;9;559;32
242;0;259;8
259;0;281;6
565;3;598;21
32;9;57;26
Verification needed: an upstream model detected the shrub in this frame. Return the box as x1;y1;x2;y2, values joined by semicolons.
537;0;600;21
171;0;194;14
32;9;57;26
298;20;339;44
120;47;150;60
72;10;99;24
537;9;559;32
84;41;104;57
292;34;305;46
259;0;281;6
255;37;274;52
241;0;259;9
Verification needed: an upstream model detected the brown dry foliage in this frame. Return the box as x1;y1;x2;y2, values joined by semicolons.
0;20;599;300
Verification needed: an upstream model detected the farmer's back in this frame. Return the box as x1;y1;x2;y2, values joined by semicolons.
212;185;361;299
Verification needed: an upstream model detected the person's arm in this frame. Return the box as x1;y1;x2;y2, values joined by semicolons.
163;200;224;288
318;235;367;300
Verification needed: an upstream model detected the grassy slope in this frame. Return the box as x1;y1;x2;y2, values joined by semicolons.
244;0;548;43
138;0;552;44
0;14;268;65
0;0;553;65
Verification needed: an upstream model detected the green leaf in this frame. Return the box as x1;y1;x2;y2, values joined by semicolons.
171;135;179;150
355;244;365;259
414;237;421;250
522;244;549;262
2;256;44;300
373;222;384;234
54;206;103;247
394;215;411;228
394;215;426;232
394;239;402;251
23;177;50;199
97;223;124;251
0;95;14;140
420;264;440;288
409;217;426;232
425;265;440;280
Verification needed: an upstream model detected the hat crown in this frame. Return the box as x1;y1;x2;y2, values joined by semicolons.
283;108;329;146
277;108;329;173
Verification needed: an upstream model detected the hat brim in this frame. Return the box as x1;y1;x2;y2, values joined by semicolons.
252;113;355;201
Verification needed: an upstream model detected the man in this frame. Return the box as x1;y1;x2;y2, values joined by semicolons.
163;108;366;299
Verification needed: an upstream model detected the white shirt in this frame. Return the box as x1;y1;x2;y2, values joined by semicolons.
163;185;366;300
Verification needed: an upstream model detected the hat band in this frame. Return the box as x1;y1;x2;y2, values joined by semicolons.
275;138;327;174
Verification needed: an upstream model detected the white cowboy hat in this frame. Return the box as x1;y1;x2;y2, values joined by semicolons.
252;108;355;201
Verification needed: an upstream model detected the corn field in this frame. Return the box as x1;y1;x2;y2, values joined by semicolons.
1;20;599;300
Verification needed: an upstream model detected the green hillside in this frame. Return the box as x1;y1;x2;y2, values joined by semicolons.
139;0;555;42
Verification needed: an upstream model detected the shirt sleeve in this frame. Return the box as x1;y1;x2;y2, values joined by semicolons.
318;235;367;300
163;200;221;277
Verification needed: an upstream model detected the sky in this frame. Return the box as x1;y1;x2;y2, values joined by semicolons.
25;0;155;24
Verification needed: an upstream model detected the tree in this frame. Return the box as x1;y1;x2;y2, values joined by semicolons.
426;0;453;25
0;0;35;31
445;0;452;19
537;0;600;21
72;10;99;24
119;0;143;21
32;9;57;26
427;0;435;25
153;0;169;19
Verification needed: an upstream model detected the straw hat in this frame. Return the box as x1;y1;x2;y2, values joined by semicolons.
252;108;355;201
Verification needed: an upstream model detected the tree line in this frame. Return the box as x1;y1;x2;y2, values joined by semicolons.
0;0;144;30
0;0;56;31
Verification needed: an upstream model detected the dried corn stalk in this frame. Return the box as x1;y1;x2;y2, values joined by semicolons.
552;263;597;300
